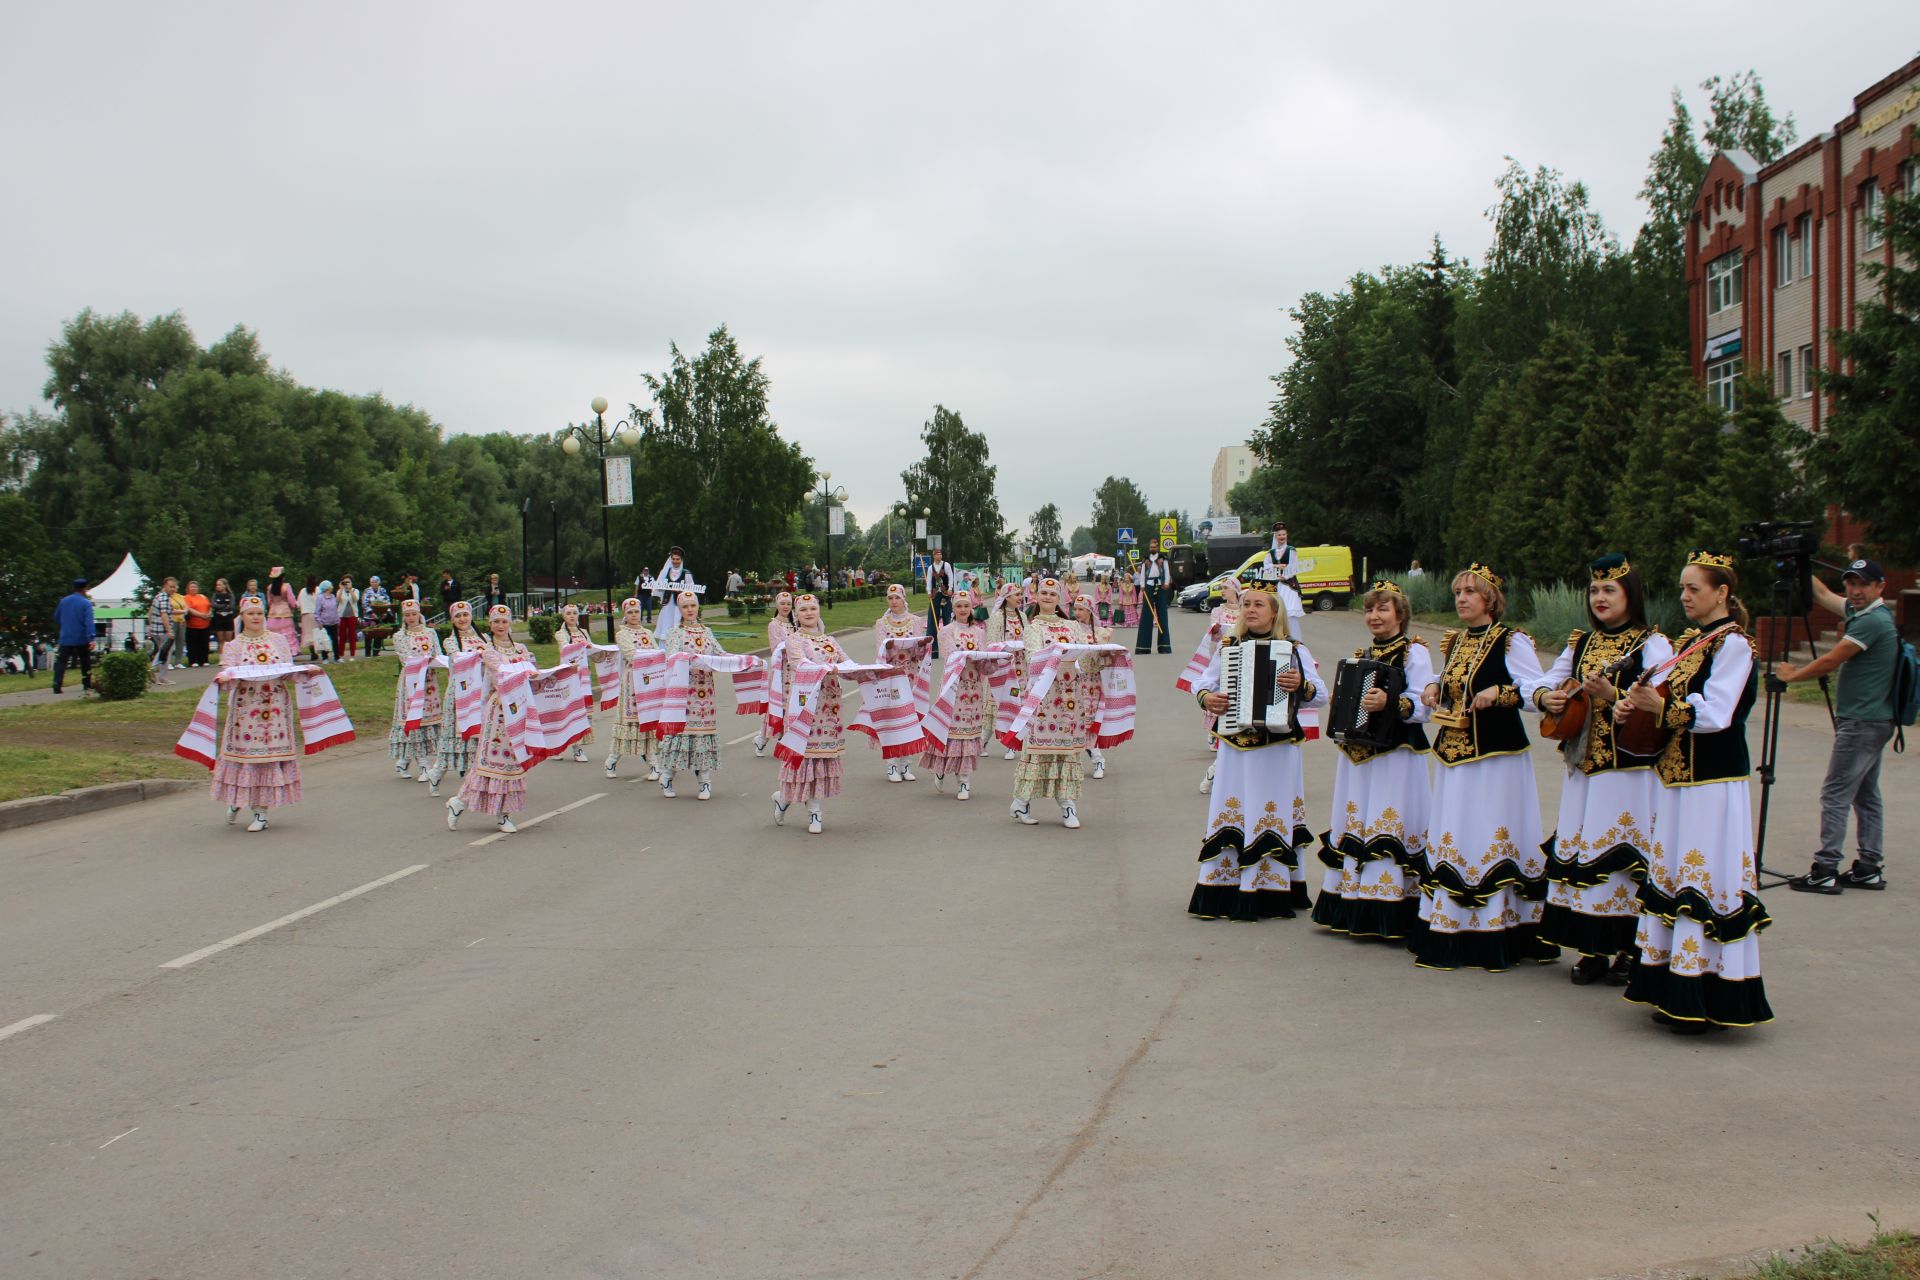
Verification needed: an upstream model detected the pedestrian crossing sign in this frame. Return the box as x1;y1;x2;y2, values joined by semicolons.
1116;528;1135;545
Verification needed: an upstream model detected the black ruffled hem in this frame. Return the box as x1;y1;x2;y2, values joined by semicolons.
1311;892;1420;940
1624;964;1773;1027
1188;882;1307;922
1408;920;1561;972
1422;858;1548;908
1316;827;1419;874
1537;904;1639;957
1634;885;1772;944
1200;824;1312;867
1541;837;1648;890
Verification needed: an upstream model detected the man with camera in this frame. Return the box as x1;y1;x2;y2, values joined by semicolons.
1777;558;1900;894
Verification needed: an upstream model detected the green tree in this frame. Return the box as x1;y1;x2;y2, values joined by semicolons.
1088;476;1151;554
1027;503;1062;560
1068;525;1096;556
1631;91;1710;355
1701;71;1797;163
899;405;1006;566
1810;189;1920;560
1223;473;1277;530
1606;355;1735;585
0;493;79;656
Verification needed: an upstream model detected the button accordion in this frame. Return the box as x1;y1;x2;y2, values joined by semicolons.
1328;658;1408;749
1217;638;1297;737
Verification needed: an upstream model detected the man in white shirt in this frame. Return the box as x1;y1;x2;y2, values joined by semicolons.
1255;522;1308;640
925;548;956;655
1133;540;1173;654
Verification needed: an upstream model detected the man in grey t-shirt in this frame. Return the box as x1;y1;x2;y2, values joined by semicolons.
1778;558;1899;893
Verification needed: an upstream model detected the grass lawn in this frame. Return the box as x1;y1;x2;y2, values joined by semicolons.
1721;1228;1920;1279
0;594;931;805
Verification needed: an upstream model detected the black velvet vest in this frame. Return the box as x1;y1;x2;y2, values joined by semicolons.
1656;625;1757;786
1336;633;1431;765
1433;624;1529;766
1565;625;1659;776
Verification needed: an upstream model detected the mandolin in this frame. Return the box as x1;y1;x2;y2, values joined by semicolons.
1539;649;1638;743
1611;621;1737;758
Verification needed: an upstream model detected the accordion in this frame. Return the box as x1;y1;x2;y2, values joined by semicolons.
1328;658;1408;749
1218;638;1296;737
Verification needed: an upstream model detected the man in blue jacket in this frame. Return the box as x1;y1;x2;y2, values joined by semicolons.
52;578;96;694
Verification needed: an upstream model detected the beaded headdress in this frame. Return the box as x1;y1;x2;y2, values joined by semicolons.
1464;561;1505;591
1686;550;1736;570
1589;554;1632;582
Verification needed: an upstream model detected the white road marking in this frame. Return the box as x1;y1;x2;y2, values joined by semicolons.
98;1127;138;1149
467;792;606;847
724;731;759;745
160;865;431;969
0;1013;58;1042
466;938;484;947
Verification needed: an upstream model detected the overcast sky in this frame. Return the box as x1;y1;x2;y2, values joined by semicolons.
3;4;1907;534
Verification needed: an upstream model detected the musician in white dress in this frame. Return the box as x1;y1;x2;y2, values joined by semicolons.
1529;555;1672;987
1412;563;1556;971
1311;581;1436;941
650;547;697;635
1187;582;1327;921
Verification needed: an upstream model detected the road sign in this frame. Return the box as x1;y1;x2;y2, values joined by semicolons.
1116;527;1135;545
1159;517;1179;545
603;455;634;507
1127;548;1140;563
915;519;928;539
927;534;943;551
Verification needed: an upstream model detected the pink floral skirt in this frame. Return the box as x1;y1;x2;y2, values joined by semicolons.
458;770;526;815
212;758;302;809
919;734;983;777
267;617;297;647
780;756;843;803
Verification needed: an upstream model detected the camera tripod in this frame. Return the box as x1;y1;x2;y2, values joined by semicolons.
1751;570;1837;888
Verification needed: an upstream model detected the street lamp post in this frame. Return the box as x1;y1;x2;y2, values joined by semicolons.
549;500;560;620
817;471;848;609
561;396;642;642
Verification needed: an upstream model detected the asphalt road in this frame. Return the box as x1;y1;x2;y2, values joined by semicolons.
3;609;1916;1280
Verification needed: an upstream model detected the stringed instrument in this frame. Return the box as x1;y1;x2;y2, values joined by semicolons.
1612;621;1738;758
1539;648;1639;743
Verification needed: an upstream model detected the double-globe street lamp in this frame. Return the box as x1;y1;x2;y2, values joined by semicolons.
817;471;847;609
560;396;642;642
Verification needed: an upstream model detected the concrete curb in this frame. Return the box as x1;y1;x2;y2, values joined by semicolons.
0;778;197;832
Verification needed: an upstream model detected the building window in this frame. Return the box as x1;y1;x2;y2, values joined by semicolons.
1794;214;1813;279
1776;350;1794;396
1862;181;1883;251
1706;357;1741;410
1799;344;1815;398
1773;227;1792;286
1903;160;1919;201
1706;252;1743;313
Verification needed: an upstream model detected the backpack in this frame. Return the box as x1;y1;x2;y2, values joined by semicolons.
1892;636;1919;753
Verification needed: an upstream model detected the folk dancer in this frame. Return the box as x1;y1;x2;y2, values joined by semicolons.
435;601;488;794
773;594;847;834
753;590;795;755
557;603;598;764
1010;577;1104;829
1187;581;1326;919
874;583;926;783
606;597;660;780
1532;555;1672;986
446;605;533;834
1620;554;1772;1033
387;598;444;786
210;596;304;832
920;587;991;799
658;589;726;799
1071;592;1112;780
986;583;1028;760
1411;564;1556;971
1311;581;1435;940
650;547;696;634
1194;579;1244;795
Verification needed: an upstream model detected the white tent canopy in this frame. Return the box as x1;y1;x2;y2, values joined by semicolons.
89;551;149;605
1070;553;1116;578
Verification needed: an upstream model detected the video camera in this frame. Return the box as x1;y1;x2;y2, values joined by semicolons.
1736;519;1822;614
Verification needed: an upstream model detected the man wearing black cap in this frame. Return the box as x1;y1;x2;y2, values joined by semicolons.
52;578;96;694
1778;557;1900;893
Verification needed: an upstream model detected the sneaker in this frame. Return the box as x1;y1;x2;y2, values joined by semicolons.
395;761;410;778
225;805;241;825
645;766;660;782
1003;747;1017;761
957;780;971;801
772;795;790;825
752;735;767;756
245;812;268;833
1786;864;1843;895
1091;761;1106;780
1840;863;1887;891
697;780;712;801
427;768;443;798
497;815;517;834
416;771;430;784
886;765;901;784
445;798;464;830
807;815;823;835
1010;801;1038;826
660;781;676;799
571;745;588;763
605;752;619;773
901;764;916;781
1061;802;1081;830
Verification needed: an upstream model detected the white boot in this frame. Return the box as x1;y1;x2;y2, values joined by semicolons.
571;744;588;763
416;766;430;784
1089;749;1106;780
445;797;465;830
1010;799;1038;826
901;762;917;782
933;772;945;793
1003;746;1018;761
605;751;619;778
427;766;444;798
659;771;676;798
394;759;410;780
886;763;901;784
806;802;823;835
225;805;241;825
1200;761;1215;793
644;758;660;782
497;813;517;834
753;733;767;756
772;793;790;825
957;778;971;802
1060;799;1081;830
246;809;268;833
696;771;713;801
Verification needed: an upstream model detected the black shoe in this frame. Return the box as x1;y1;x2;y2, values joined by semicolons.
1786;865;1843;895
1839;863;1887;891
1570;955;1609;986
1607;953;1633;986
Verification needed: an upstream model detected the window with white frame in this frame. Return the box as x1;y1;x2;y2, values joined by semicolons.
1799;344;1815;398
1776;350;1793;396
1862;181;1883;251
1706;356;1741;410
1706;252;1743;312
1794;214;1813;279
1904;161;1918;200
1773;227;1792;286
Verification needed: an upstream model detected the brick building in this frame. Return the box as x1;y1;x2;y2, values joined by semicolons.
1688;56;1918;428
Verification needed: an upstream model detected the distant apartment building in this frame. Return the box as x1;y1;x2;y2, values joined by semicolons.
1209;445;1255;516
1689;56;1919;430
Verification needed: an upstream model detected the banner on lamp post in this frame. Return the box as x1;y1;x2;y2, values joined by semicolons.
603;456;634;507
828;506;845;536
